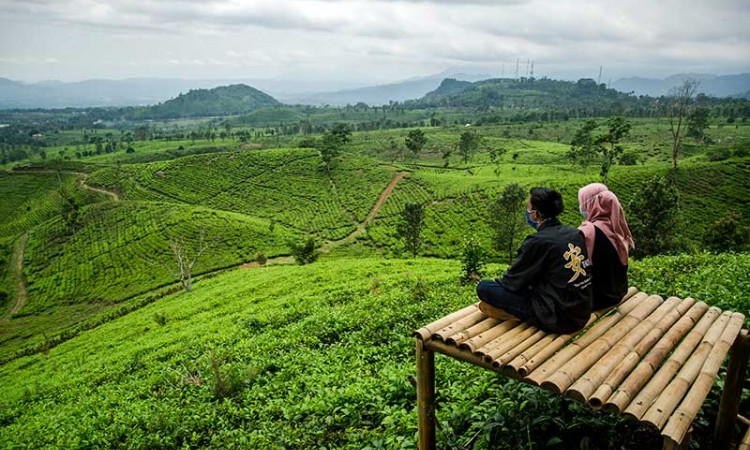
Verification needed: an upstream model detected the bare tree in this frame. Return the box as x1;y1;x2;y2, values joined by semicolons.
664;78;700;170
167;232;208;292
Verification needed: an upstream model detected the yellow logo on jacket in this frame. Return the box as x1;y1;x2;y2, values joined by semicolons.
563;243;587;282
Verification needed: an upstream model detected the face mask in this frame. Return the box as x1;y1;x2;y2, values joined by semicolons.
579;206;588;219
526;210;538;229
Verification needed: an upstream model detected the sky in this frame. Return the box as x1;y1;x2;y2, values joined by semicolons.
0;0;748;86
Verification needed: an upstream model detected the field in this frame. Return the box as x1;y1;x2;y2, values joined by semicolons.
1;114;749;449
0;255;748;449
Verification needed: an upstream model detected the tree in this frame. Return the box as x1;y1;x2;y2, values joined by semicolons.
318;123;351;173
703;212;750;253
399;202;424;257
664;78;700;170
405;129;427;160
461;236;485;283
567;120;599;168
627;175;680;258
686;106;710;143
458;130;481;164
595;116;631;184
167;232;208;292
488;183;527;263
289;236;319;265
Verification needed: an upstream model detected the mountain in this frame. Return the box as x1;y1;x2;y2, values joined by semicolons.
280;70;493;106
423;78;474;98
611;73;750;97
137;84;280;119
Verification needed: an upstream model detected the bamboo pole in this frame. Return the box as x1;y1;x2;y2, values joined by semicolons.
445;317;500;346
567;296;682;403
460;320;520;353
484;326;540;366
739;425;750;450
475;322;530;357
414;303;479;340
506;334;557;375
662;314;745;443
521;291;648;380
416;339;436;450
496;329;547;367
433;310;487;341
632;310;730;426
606;305;719;415
589;299;705;408
540;295;665;394
715;328;750;450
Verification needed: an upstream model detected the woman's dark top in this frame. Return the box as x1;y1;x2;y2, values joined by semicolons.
499;218;593;334
591;226;628;309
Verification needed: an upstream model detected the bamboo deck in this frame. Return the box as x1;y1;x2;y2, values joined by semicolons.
415;287;747;446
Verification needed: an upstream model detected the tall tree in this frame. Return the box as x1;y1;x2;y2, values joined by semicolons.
399;202;425;257
318;123;351;173
167;232;208;292
405;129;427;160
686;106;710;144
488;183;527;263
664;78;700;170
458;130;481;164
627;175;680;258
595;116;631;184
568;119;599;169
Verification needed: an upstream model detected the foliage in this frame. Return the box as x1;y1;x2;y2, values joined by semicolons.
664;78;701;170
399;202;424;257
703;212;750;253
488;182;528;264
134;84;280;119
405;129;427;159
458;130;481;163
289;236;320;265
596;117;631;183
255;251;268;266
461;236;485;283
686;107;710;142
627;174;681;258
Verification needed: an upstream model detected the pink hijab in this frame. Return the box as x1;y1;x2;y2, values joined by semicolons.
578;183;635;266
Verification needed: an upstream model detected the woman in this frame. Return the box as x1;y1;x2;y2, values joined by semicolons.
577;183;635;310
476;187;593;334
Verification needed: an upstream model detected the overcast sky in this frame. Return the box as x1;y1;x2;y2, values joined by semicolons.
1;0;748;85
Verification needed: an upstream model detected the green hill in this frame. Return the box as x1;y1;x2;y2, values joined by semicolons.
0;255;747;448
137;84;280;119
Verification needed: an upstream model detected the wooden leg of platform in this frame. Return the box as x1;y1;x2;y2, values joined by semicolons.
715;330;750;450
417;339;436;450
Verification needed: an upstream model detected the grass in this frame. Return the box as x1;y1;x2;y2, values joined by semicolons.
0;255;747;449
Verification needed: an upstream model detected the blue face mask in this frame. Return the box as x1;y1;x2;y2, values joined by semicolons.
526;210;538;229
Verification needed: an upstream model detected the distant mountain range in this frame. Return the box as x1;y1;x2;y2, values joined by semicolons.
610;73;750;98
1;71;748;110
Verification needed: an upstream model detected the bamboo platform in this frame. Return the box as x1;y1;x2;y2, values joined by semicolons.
415;288;749;450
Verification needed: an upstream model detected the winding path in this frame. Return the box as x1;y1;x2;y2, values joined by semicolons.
243;171;408;267
2;232;28;320
78;177;120;201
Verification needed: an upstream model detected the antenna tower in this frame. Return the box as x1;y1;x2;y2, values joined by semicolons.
598;66;603;84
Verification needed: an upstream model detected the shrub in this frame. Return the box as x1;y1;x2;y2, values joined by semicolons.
703;212;750;252
627;174;680;258
255;251;268;266
289;237;319;265
461;236;485;283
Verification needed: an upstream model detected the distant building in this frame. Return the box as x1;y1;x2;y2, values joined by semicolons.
0;124;9;128
32;133;43;140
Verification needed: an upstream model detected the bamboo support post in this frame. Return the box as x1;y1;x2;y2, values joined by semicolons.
662;314;745;444
416;339;436;450
445;317;500;346
522;291;648;380
540;295;664;394
638;311;731;428
590;299;705;408
608;305;720;415
460;320;520;353
414;303;479;340
715;328;750;450
567;296;682;403
433;310;486;341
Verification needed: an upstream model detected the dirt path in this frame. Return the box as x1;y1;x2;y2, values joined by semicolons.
4;233;29;319
242;171;408;267
79;178;120;201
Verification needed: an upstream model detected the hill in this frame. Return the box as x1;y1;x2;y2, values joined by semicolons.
408;77;650;118
0;254;747;448
136;84;280;119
